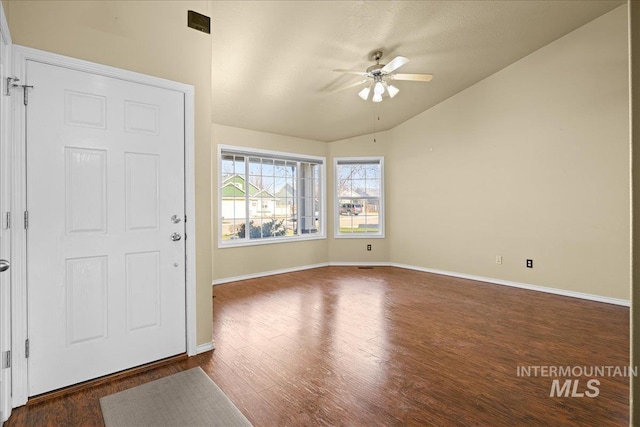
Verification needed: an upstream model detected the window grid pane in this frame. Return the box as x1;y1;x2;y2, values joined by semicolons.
221;149;323;244
336;159;383;236
221;154;247;241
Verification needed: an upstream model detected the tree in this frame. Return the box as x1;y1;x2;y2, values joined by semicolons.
237;219;287;239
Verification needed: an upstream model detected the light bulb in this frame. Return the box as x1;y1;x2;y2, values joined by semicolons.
374;81;385;96
372;93;382;103
386;83;399;98
358;86;371;100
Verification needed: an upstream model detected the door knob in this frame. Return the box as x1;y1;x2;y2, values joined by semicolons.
171;233;182;242
170;215;182;224
0;259;9;272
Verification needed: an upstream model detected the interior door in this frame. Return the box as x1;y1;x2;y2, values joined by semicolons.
0;57;9;420
0;2;11;419
26;60;186;396
0;57;8;418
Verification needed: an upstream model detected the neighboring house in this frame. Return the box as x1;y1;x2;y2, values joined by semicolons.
337;187;380;213
220;174;276;220
275;183;296;217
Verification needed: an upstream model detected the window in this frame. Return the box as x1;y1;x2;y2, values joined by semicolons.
219;145;325;246
334;157;384;237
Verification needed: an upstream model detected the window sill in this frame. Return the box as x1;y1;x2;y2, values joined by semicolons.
218;233;326;249
333;233;385;239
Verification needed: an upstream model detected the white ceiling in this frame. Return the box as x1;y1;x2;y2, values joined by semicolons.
210;1;624;142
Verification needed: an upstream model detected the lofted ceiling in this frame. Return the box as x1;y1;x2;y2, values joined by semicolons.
210;1;624;142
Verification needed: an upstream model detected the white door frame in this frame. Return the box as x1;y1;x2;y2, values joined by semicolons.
10;45;197;407
0;1;11;422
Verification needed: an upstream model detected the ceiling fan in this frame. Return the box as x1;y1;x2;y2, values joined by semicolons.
332;50;433;102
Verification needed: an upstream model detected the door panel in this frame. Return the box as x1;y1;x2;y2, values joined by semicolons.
125;153;159;231
65;147;108;233
26;60;186;396
65;256;108;345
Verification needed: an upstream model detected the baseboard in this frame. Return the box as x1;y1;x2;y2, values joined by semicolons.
195;341;215;354
212;263;329;285
391;263;630;307
212;261;630;307
328;261;391;267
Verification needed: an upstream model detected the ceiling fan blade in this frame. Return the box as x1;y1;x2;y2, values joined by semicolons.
381;56;409;74
390;73;433;82
329;79;369;93
333;69;368;76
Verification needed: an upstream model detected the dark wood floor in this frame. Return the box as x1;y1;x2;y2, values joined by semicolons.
5;266;629;426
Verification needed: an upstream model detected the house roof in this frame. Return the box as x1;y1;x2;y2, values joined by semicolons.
221;174;275;198
275;183;295;199
338;187;380;199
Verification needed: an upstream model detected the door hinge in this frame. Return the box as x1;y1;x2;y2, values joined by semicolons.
4;76;18;96
24;211;28;229
22;84;34;106
4;212;9;229
2;350;10;369
5;77;34;105
25;339;29;359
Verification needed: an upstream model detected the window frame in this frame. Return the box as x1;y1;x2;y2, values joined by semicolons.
218;144;326;248
334;156;385;239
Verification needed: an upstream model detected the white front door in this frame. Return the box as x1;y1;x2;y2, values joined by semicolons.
26;60;187;396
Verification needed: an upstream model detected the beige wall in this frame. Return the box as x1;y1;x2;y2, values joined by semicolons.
327;132;390;263
388;5;629;300
6;0;214;345
212;123;328;280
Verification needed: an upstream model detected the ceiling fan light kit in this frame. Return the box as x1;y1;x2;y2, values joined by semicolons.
333;50;433;102
358;85;371;100
383;81;399;98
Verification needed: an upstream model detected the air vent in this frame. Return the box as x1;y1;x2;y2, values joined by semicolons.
188;10;210;34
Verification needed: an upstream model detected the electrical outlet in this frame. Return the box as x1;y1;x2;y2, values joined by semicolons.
367;244;372;251
496;255;502;265
526;259;533;268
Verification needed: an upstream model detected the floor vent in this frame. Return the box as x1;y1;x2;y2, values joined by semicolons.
358;266;374;269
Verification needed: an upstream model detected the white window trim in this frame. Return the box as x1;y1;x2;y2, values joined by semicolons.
217;144;326;248
334;156;385;239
